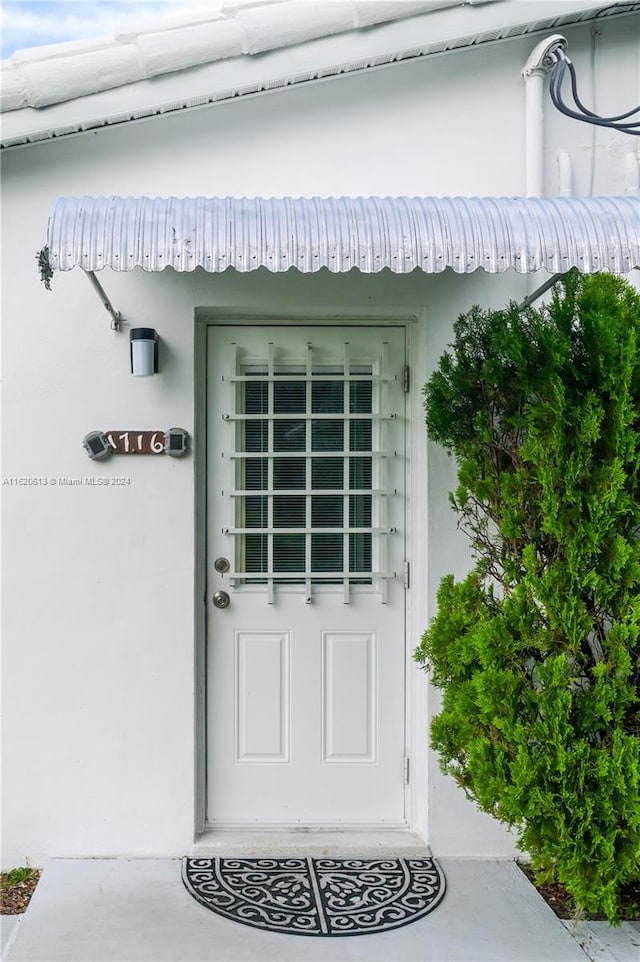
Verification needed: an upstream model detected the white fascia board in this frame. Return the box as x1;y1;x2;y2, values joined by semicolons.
0;0;622;148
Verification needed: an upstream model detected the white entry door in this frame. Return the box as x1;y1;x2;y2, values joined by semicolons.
206;325;407;826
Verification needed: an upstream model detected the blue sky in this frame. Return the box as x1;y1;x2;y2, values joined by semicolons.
0;1;220;58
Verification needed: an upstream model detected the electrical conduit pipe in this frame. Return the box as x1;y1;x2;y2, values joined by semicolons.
519;36;568;310
521;35;567;197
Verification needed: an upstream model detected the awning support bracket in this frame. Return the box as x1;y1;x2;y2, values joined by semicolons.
517;272;565;311
85;270;122;331
38;246;122;330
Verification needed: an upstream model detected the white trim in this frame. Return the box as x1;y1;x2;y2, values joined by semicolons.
193;317;209;838
405;310;430;840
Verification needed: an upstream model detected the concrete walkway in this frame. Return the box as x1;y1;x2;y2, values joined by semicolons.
5;857;593;962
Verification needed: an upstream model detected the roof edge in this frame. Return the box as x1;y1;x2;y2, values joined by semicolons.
1;1;472;112
3;1;637;151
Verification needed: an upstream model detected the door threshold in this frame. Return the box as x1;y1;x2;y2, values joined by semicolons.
191;826;430;857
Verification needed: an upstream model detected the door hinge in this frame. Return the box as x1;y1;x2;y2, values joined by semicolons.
403;561;410;589
403;365;410;393
404;757;410;785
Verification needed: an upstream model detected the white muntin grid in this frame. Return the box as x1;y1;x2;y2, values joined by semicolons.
221;339;398;604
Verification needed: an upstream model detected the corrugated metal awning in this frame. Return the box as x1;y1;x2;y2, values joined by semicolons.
47;196;640;276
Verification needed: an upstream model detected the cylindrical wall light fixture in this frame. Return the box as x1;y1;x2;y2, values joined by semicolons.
130;328;159;376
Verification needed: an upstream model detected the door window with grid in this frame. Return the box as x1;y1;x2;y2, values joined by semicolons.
223;340;398;603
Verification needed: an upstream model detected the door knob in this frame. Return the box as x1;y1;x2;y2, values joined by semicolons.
213;590;230;609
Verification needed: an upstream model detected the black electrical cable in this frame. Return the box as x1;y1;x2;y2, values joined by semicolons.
550;60;640;133
550;57;640;133
563;54;638;121
548;50;640;136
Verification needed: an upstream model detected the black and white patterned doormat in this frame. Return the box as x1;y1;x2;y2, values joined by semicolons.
182;856;445;937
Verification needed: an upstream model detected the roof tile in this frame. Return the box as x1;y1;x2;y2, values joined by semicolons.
138;21;244;77
353;1;460;29
9;35;114;64
236;1;355;55
0;65;27;111
21;46;144;109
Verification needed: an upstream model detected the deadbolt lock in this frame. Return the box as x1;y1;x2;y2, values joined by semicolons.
214;557;230;573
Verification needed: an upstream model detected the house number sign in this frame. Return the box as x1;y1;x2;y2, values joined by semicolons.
107;431;166;454
82;429;189;460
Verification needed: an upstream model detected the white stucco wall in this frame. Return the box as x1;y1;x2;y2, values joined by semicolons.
2;14;637;866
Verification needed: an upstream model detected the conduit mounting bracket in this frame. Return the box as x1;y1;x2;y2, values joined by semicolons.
521;34;567;78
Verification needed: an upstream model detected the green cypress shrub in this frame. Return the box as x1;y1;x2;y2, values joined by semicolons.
414;270;640;923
